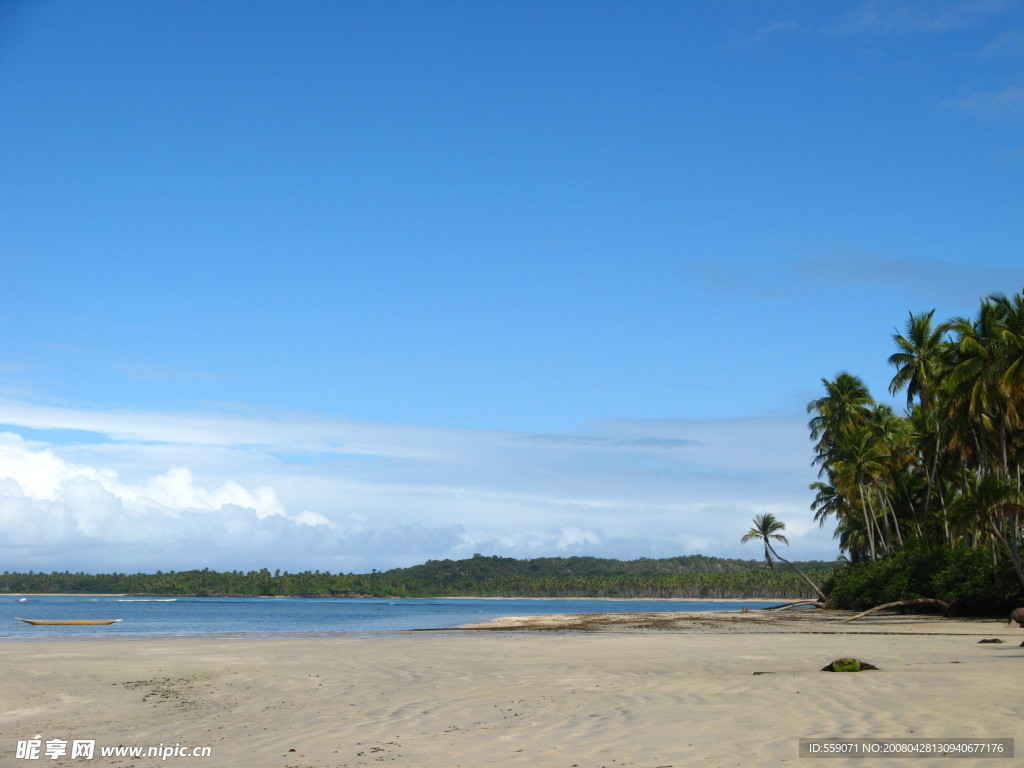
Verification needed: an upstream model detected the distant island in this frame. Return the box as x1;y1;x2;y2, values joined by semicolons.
0;553;836;599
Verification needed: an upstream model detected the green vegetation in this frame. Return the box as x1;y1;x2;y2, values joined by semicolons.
829;659;861;673
0;554;835;599
821;545;1020;614
821;657;878;672
810;289;1024;613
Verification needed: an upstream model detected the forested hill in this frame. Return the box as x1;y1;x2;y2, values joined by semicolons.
0;553;838;599
381;553;837;598
397;553;828;577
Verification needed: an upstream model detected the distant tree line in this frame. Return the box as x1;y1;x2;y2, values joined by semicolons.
0;554;836;599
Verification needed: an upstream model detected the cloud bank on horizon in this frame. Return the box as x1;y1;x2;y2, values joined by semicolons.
0;403;825;572
2;0;1023;572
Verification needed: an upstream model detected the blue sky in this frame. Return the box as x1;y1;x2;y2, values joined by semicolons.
1;0;1023;573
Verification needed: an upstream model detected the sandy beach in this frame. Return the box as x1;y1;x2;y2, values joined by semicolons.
2;611;1021;768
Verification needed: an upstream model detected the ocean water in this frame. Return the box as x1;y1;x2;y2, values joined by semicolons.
2;594;783;638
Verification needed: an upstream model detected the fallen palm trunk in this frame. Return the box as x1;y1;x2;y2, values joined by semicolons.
837;598;949;624
760;599;827;611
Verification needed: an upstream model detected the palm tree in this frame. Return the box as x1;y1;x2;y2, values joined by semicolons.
945;300;1006;476
950;472;1024;591
809;479;845;530
807;372;874;472
830;514;870;564
803;288;1024;609
888;309;950;410
741;513;828;602
830;422;890;559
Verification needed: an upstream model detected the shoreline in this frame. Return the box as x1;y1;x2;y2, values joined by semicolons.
440;595;791;602
2;612;1021;767
5;592;800;601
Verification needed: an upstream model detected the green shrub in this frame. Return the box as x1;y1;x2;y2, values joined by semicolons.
826;546;1022;614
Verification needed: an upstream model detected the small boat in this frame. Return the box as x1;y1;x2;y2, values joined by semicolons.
16;618;122;626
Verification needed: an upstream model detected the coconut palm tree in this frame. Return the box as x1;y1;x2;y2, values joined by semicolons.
741;513;828;602
830;422;892;559
950;472;1024;591
809;480;845;530
888;309;950;410
809;288;1024;606
807;372;874;473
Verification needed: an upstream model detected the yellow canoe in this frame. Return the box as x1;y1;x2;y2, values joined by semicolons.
16;618;122;626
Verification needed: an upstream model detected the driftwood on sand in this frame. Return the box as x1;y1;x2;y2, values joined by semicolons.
837;598;950;624
760;599;827;612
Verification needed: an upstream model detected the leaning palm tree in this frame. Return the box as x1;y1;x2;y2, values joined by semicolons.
741;513;828;602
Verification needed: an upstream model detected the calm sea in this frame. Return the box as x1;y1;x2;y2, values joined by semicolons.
2;595;783;638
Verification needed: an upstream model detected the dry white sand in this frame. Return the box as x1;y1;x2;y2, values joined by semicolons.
1;611;1021;768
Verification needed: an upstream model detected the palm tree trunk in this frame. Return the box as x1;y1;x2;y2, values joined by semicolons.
765;542;828;602
882;491;904;548
858;482;877;560
988;513;1024;591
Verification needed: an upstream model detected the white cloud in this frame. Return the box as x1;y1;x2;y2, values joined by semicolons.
724;20;807;49
0;431;325;571
696;248;1024;306
836;0;1009;35
0;402;838;573
980;27;1024;57
947;84;1024;119
753;21;804;41
135;467;284;519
